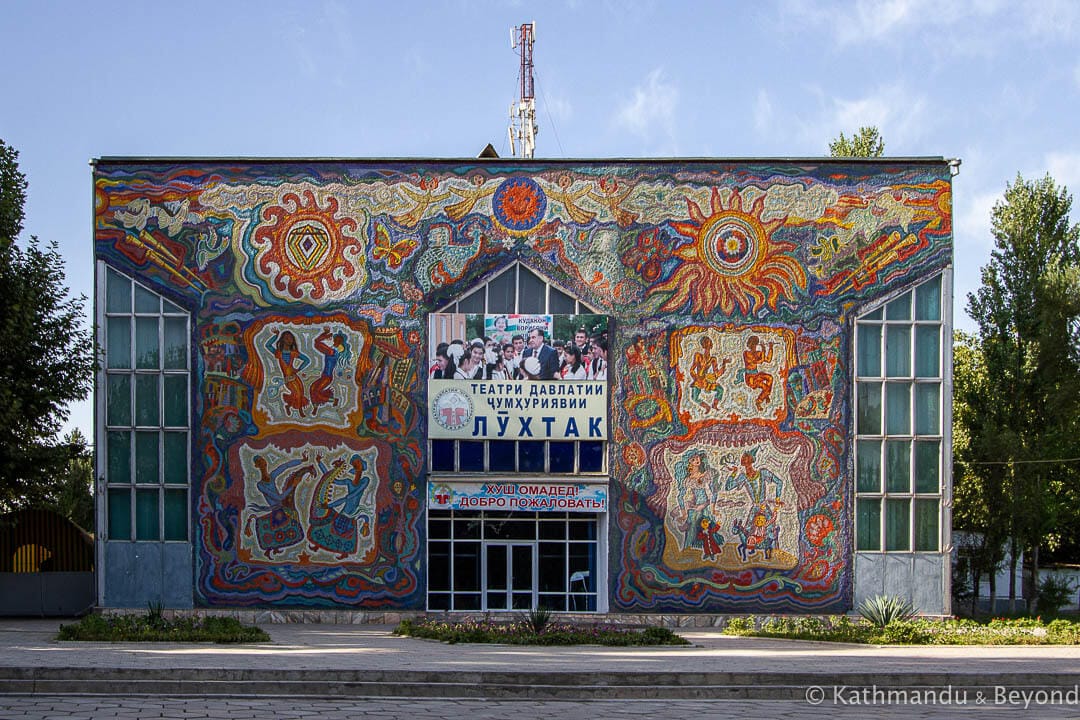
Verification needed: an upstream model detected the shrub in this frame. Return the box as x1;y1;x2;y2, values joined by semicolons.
857;595;916;628
723;617;756;635
1037;576;1077;616
525;605;553;634
392;618;690;646
57;613;268;643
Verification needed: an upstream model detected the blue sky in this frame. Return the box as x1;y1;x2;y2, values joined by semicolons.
2;0;1079;438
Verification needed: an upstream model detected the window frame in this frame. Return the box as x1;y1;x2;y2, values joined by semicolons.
98;263;191;543
853;273;948;554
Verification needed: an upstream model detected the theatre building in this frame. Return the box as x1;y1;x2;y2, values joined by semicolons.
93;156;954;616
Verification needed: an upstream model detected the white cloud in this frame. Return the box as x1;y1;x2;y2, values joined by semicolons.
1045;152;1080;196
1021;0;1079;39
614;68;679;150
780;0;1004;47
790;83;929;154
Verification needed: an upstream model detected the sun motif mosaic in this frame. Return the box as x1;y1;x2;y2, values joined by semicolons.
652;187;806;317
250;189;367;305
492;177;547;235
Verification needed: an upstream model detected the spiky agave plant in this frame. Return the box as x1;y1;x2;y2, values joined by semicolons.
857;595;916;628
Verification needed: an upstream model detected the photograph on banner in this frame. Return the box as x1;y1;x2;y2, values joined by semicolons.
428;313;609;382
428;313;610;439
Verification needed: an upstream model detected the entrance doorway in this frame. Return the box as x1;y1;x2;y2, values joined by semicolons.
427;510;600;612
485;543;534;610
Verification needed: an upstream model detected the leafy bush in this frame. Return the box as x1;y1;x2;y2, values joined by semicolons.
719;613;1080;646
58;613;269;643
393;618;690;646
1037;576;1077;616
857;595;916;628
723;617;756;635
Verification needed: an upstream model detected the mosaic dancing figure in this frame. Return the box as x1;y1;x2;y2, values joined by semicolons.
308;453;372;559
310;327;351;416
688;335;731;411
247;453;315;557
266;330;311;418
741;335;775;411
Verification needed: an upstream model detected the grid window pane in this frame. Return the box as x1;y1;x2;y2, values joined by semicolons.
915;384;940;435
915;276;941;321
108;488;131;540
857;498;881;551
580;441;604;472
886;293;911;320
549;286;576;314
135;374;160;426
135;489;159;540
162;298;185;314
107;270;132;313
519;441;545;472
489;441;516;472
517;268;545;313
457;288;484;314
857;383;882;434
134;285;160;314
549;442;574;473
107;431;131;485
863;308;883;321
858;324;881;377
459;441;484;471
915;440;940;493
163;375;187;427
431;440;454;471
163;489;187;541
857;440;881;492
885;383;910;435
885;326;911;376
135;317;160;369
885;440;911;493
487;269;516;311
135;431;160;484
163;317;188;370
885;499;910;551
163;432;187;485
915;326;940;377
106;317;131;369
914;499;939;551
106;374;132;427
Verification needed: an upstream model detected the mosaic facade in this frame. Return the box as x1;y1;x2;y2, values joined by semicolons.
94;159;952;612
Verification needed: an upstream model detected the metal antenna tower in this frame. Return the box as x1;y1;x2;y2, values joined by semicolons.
508;22;538;158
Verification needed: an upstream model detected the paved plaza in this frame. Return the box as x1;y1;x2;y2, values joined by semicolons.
1;619;1078;718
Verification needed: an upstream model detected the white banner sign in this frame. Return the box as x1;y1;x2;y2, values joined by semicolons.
428;481;608;513
428;379;607;440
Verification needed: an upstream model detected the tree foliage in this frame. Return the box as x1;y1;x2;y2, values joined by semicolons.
829;126;885;158
960;172;1080;609
0;139;96;513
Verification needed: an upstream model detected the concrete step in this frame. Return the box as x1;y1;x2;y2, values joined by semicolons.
1;667;1078;700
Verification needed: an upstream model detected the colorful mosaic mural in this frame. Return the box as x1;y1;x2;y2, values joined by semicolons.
94;159;951;611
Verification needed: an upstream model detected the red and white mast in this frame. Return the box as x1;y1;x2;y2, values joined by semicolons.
508;22;538;158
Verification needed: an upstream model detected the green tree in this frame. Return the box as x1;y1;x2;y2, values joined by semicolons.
829;126;885;157
0;139;97;513
51;429;95;531
952;331;1008;615
964;172;1080;612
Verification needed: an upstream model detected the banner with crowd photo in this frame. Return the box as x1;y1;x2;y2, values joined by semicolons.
427;313;609;440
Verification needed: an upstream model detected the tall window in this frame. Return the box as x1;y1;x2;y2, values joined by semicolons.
102;267;190;542
430;264;605;475
855;275;943;552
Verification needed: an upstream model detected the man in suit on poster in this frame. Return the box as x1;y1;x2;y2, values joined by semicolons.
522;327;560;380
